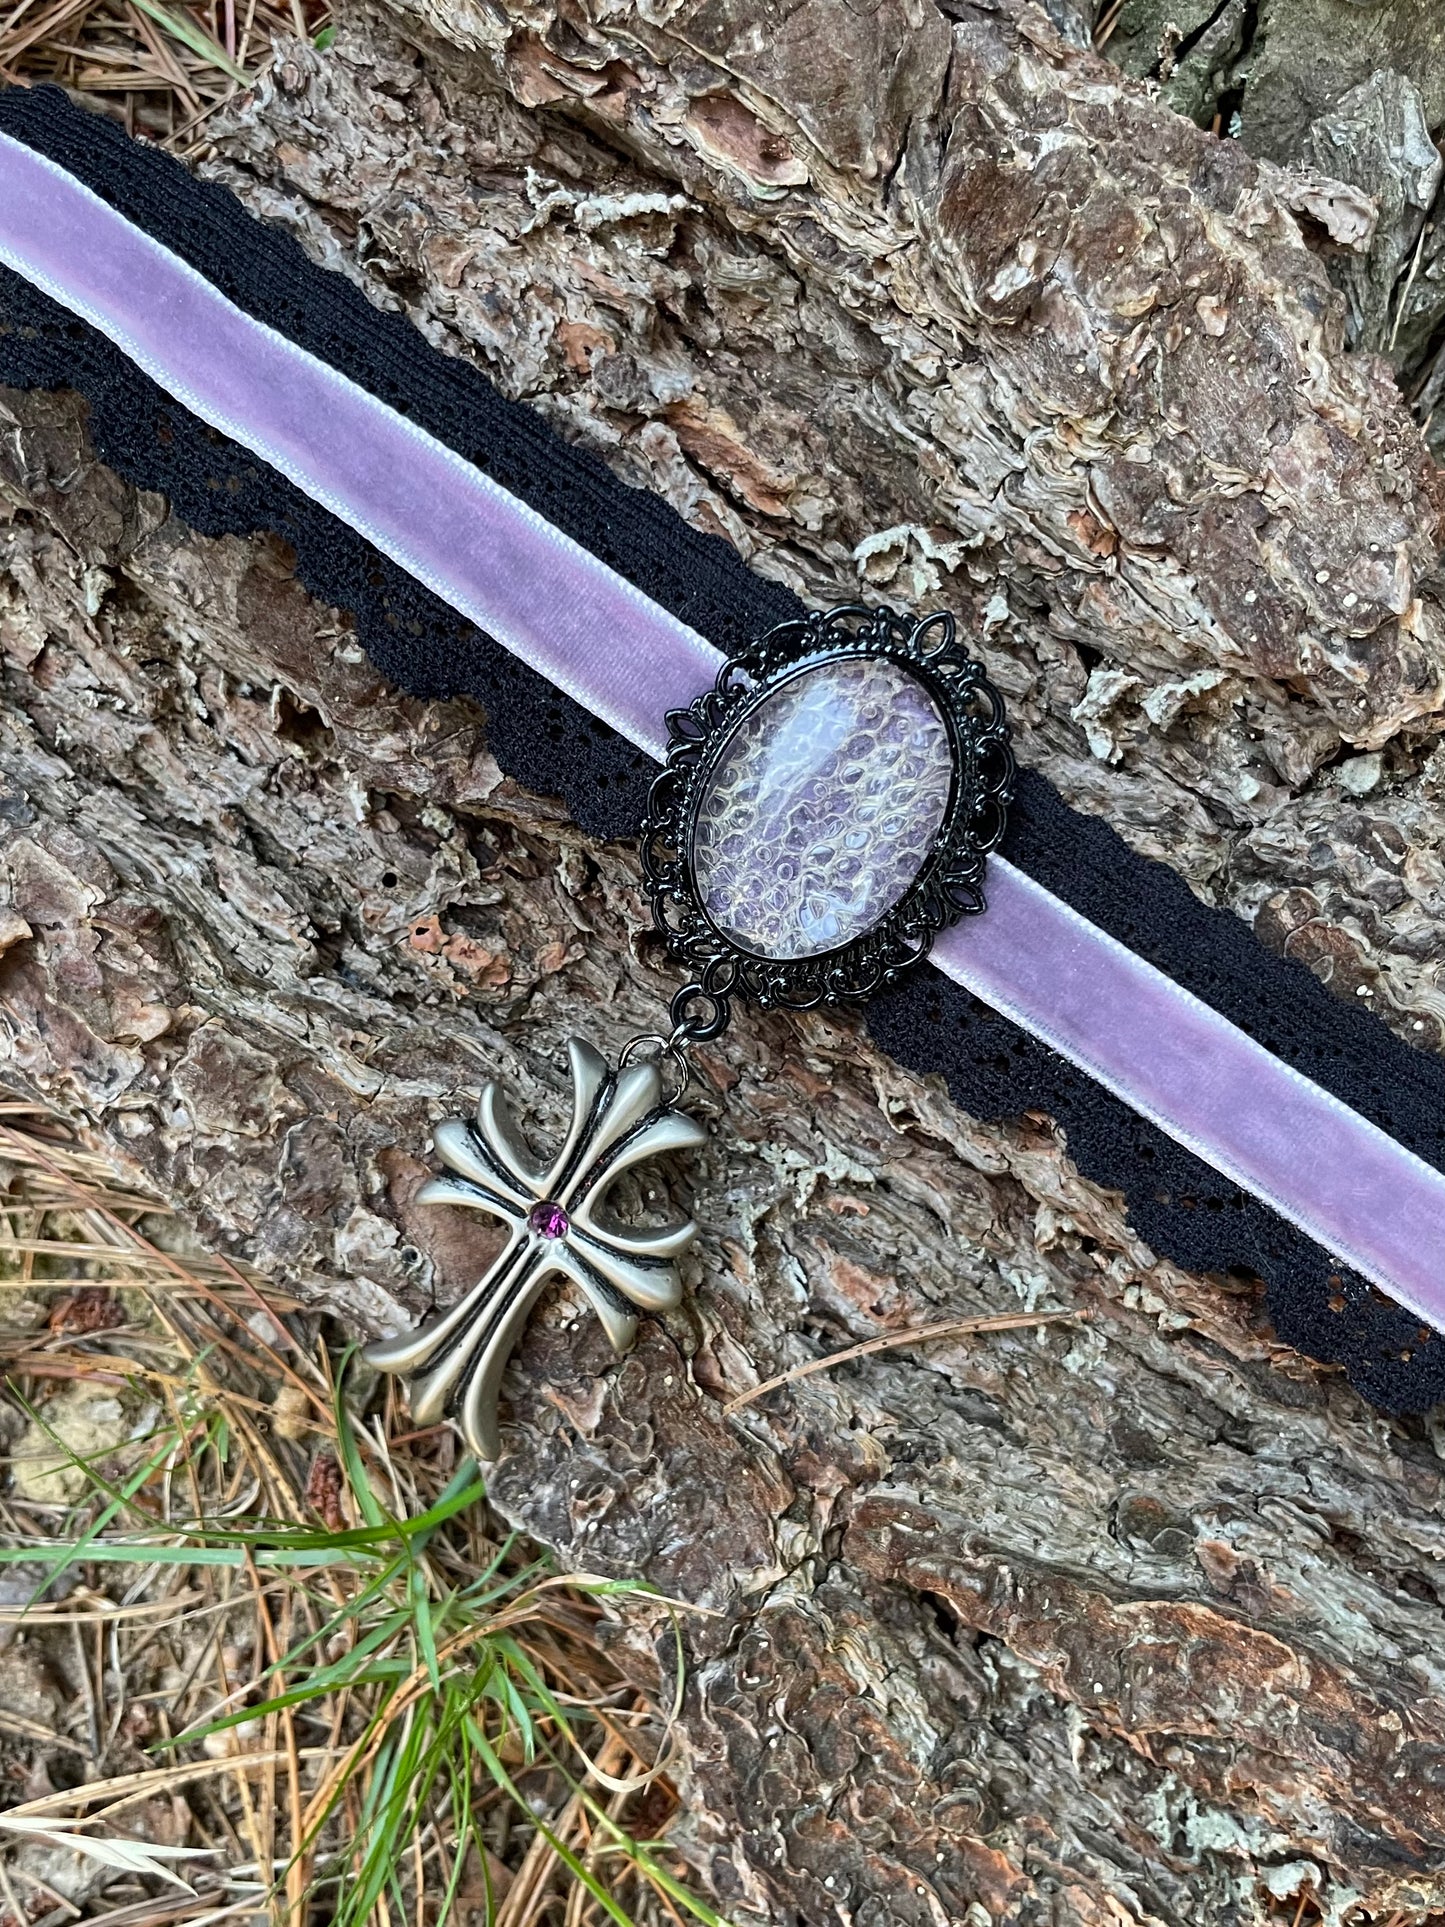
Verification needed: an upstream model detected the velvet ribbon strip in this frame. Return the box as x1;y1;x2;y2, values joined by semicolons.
3;119;1445;1355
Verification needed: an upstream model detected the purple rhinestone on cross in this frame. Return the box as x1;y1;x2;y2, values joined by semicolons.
527;1200;570;1241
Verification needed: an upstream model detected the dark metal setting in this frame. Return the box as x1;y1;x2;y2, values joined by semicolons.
639;603;1014;1017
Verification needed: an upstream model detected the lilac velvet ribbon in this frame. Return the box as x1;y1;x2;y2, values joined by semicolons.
4;129;1444;1331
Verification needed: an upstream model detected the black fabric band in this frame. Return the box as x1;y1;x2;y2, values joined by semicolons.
2;85;1442;1409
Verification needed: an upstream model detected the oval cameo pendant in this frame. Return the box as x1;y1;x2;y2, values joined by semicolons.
641;604;1013;1013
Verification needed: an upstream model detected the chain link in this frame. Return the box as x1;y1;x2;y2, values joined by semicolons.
620;979;733;1105
617;1028;696;1104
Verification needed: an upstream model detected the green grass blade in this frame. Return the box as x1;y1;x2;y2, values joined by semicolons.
465;1722;639;1927
333;1350;387;1528
410;1562;442;1693
0;1542;371;1569
35;1431;180;1597
407;1461;485;1549
127;0;250;80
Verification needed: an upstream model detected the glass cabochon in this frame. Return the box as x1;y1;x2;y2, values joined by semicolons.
689;655;954;962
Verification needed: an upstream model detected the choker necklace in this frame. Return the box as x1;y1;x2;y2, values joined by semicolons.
4;89;1445;1444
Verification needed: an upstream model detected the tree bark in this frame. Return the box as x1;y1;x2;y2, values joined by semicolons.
5;3;1445;1920
1099;0;1445;458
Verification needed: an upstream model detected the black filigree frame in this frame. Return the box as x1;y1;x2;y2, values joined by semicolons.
639;604;1014;1017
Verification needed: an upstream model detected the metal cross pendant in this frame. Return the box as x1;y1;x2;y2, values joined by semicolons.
365;1038;707;1461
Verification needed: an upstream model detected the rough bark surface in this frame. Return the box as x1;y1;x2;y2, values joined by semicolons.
1097;0;1445;461
1101;0;1445;163
6;3;1445;1921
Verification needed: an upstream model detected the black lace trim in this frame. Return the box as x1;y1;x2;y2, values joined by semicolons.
3;85;1443;1410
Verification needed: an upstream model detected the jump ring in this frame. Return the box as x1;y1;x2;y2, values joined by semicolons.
618;1031;694;1103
